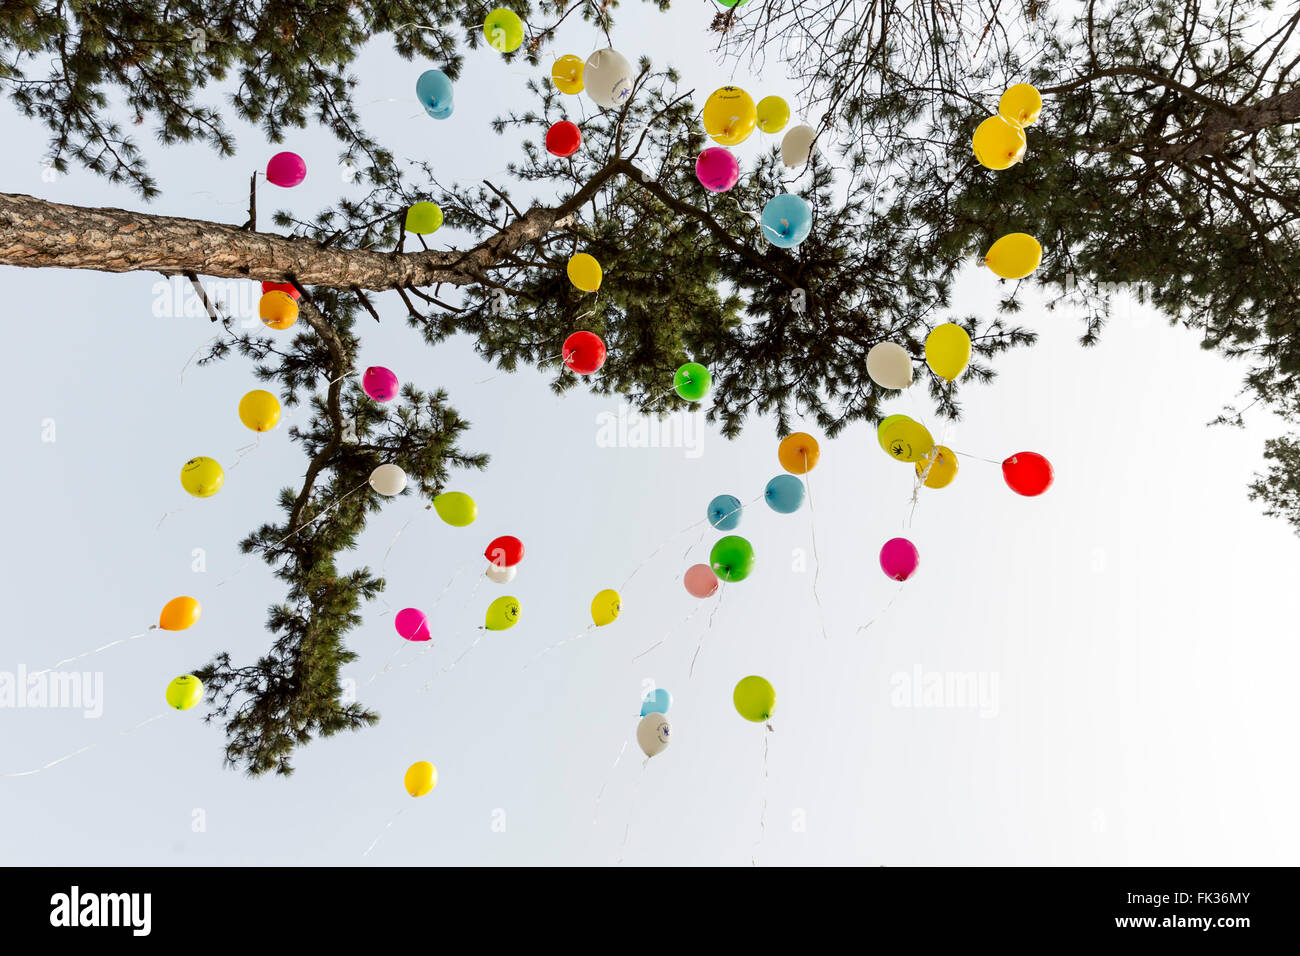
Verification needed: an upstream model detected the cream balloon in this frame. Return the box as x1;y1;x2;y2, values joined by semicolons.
583;48;633;109
865;342;914;389
780;124;816;168
636;713;672;758
485;563;517;584
369;463;407;496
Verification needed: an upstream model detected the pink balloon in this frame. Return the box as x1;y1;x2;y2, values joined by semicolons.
695;148;739;193
266;151;307;188
684;563;719;598
395;607;431;642
363;366;399;402
879;537;919;581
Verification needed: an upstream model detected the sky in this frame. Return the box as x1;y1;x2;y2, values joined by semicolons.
1;4;1297;867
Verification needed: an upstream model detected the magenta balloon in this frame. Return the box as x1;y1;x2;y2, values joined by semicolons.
879;537;920;581
695;148;739;193
684;563;719;598
363;366;399;402
395;607;431;642
266;151;307;187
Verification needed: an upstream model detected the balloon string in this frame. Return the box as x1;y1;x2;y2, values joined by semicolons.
632;594;711;661
1;711;168;778
857;581;905;635
28;627;158;678
615;758;649;866
361;805;406;859
803;453;829;640
155;507;184;530
362;643;412;687
949;448;1003;465
419;574;491;692
522;624;596;671
689;584;727;679
178;332;221;385
592;738;628;824
751;731;771;866
475;351;565;385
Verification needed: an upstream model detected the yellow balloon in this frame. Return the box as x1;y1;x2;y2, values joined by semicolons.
165;675;203;711
984;233;1042;280
159;596;201;631
259;290;298;330
924;324;972;381
999;84;1042;127
404;760;438;797
876;414;912;452
180;456;224;498
755;95;790;134
880;418;934;463
916;446;959;489
702;87;757;146
552;54;585;94
591;588;621;627
238;389;281;432
972;115;1026;170
567;252;602;292
485;595;521;631
432;491;477;527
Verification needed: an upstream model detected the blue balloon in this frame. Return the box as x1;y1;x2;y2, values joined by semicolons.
641;688;672;716
707;494;743;530
416;70;455;120
764;474;805;514
760;193;812;248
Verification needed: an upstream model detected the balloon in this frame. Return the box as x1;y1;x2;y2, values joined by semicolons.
404;761;437;797
924;324;972;381
716;0;750;6
591;588;621;627
265;151;306;188
707;494;742;531
866;342;914;389
984;233;1042;280
999;83;1042;127
733;675;776;723
405;202;443;235
485;563;517;584
259;290;298;330
261;281;299;300
395;607;431;642
695;147;740;193
756;95;790;133
567;252;602;292
583;48;633;109
545;120;581;158
764;474;805;514
778;432;820;474
640;687;672;717
1002;452;1054;496
916;446;959;489
684;563;719;598
880;418;934;463
485;595;521;631
781;125;816;168
238;389;281;432
180;457;224;498
674;362;711;401
710;535;755;583
880;537;920;581
416;70;454;120
363;366;399;402
702;86;757;146
433;491;477;527
760;193;812;249
876;414;912;452
972;115;1026;170
562;331;607;374
636;713;672;758
483;8;524;52
369;463;407;496
551;54;585;94
165;675;203;711
159;596;201;631
485;535;524;568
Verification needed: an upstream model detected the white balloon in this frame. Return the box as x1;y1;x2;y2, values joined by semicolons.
866;342;914;389
584;48;633;109
369;463;407;496
636;713;671;758
485;563;517;584
781;124;816;168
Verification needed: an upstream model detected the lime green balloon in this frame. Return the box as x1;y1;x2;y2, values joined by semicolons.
485;595;521;631
483;8;524;52
405;201;443;235
166;675;204;711
876;414;911;452
710;535;755;582
674;362;712;401
734;675;776;722
716;0;750;7
433;491;477;527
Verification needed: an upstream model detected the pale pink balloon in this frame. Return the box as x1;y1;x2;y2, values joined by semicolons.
879;537;919;581
684;563;719;598
395;607;431;642
363;366;399;402
695;148;739;193
266;151;307;187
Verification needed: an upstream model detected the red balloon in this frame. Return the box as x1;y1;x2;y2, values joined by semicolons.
485;535;525;568
1002;452;1054;496
545;121;582;158
261;281;300;300
562;331;607;374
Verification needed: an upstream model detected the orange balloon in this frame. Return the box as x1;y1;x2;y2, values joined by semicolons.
159;596;201;631
778;432;820;474
259;290;298;330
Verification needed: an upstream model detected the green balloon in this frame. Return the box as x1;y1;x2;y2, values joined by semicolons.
433;491;477;527
716;0;750;7
734;675;776;722
674;362;712;401
710;534;754;582
405;201;444;235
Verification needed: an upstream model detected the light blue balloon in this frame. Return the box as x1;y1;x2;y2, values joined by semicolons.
764;474;805;514
761;193;812;249
416;70;455;120
707;494;743;530
640;688;672;716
